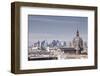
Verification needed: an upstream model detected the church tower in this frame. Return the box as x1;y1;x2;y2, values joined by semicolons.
73;29;83;54
76;29;79;36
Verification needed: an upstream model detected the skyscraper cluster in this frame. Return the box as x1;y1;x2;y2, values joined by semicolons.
32;40;67;50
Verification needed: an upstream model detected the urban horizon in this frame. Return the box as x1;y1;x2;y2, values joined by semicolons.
28;15;88;47
28;15;88;60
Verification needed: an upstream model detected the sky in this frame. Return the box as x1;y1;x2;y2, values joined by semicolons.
28;15;88;46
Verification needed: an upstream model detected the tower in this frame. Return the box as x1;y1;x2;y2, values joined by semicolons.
73;29;83;54
76;29;79;37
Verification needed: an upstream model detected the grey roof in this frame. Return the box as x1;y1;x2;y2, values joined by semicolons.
60;48;76;51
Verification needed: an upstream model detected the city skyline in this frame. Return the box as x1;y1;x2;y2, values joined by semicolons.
28;15;88;46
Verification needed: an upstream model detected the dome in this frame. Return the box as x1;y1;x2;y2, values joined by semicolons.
73;30;83;51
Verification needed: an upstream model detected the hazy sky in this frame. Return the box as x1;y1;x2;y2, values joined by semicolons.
28;15;88;46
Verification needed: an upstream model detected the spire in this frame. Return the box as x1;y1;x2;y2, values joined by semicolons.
76;29;79;36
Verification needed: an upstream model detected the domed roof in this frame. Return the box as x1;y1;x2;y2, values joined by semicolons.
73;29;83;40
73;29;83;50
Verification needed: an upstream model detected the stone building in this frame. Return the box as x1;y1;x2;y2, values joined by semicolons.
60;30;83;55
73;30;83;54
